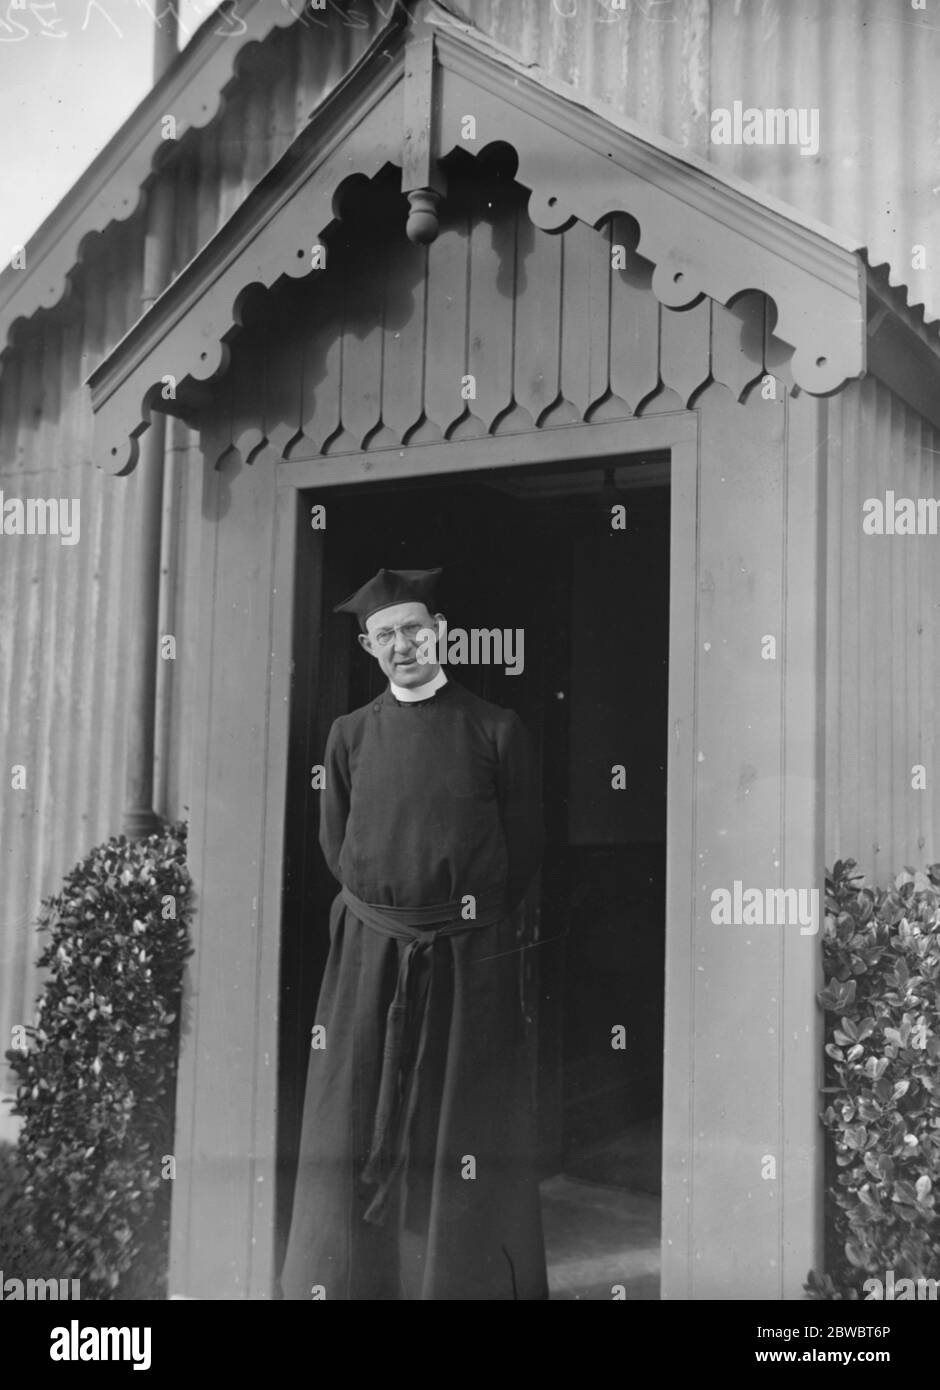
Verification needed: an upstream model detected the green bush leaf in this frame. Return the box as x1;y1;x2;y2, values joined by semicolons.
808;858;940;1300
2;822;193;1300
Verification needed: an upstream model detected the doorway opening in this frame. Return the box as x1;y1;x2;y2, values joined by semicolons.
277;455;670;1298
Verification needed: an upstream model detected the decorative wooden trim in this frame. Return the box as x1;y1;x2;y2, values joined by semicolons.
0;0;356;356
865;256;940;337
87;0;869;474
865;265;940;432
432;21;866;397
277;413;697;490
88;49;407;475
402;21;447;246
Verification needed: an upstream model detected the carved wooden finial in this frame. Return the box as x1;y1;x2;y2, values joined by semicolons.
403;24;445;247
406;188;442;244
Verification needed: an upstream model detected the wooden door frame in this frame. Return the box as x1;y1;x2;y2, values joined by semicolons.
171;395;827;1299
260;411;698;1294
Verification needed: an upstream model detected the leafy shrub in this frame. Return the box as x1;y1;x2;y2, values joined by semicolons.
807;858;940;1298
0;1143;42;1270
3;822;193;1299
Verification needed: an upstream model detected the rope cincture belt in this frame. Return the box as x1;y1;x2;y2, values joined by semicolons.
340;883;509;1227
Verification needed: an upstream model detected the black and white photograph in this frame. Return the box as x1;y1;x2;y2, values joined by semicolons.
0;0;938;1358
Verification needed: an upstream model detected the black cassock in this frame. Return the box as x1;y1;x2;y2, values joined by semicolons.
279;678;548;1300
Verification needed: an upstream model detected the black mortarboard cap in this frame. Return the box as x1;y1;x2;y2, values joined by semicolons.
333;567;443;630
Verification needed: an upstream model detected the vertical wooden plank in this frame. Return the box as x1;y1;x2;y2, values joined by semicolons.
710;293;766;402
466;186;515;431
659;298;712;406
169;447;280;1298
842;385;864;859
684;383;792;1298
300;258;344;454
558;219;595;417
424;199;470;435
660;426;699;1300
382;233;428;443
823;389;847;859
169;431;221;1298
230;317;266;465
265;288;306;459
763;316;798;395
780;388;826;1298
401;33;436;196
249;476;298;1297
609;215;659;412
157;419;201;821
339;235;386;448
513;214;562;424
276;507;328;1258
586;221;612;413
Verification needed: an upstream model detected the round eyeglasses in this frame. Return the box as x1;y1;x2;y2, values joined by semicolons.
370;622;437;648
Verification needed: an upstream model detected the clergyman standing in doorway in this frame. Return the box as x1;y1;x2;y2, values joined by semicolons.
279;567;547;1300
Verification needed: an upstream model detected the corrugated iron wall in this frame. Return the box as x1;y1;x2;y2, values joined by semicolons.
465;0;940;323
0;223;139;1119
824;374;940;878
1;0;938;1123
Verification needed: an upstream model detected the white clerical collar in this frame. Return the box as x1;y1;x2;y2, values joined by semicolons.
389;669;448;703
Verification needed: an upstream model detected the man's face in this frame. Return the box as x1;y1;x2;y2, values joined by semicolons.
359;601;443;688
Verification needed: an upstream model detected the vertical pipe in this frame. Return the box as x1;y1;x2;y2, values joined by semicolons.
122;15;178;837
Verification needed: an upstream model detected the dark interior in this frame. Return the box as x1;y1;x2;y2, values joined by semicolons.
276;459;670;1268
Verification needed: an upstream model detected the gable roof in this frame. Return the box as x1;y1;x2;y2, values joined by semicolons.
83;1;883;473
5;2;939;408
0;0;289;351
0;0;398;359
